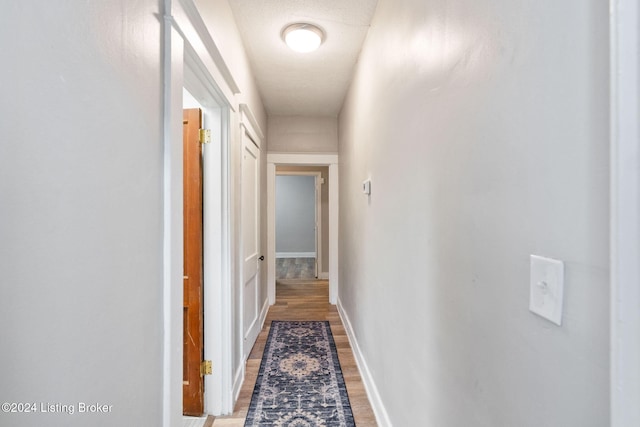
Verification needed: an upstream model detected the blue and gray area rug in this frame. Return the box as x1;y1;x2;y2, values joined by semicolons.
245;321;355;426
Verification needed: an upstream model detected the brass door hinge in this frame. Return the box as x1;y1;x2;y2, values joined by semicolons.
199;129;211;144
200;360;212;376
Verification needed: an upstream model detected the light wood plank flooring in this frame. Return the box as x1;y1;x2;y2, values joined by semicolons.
213;279;377;426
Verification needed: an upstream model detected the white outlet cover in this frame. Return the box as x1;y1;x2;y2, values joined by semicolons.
529;255;564;325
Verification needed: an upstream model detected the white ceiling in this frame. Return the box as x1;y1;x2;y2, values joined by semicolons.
228;0;379;117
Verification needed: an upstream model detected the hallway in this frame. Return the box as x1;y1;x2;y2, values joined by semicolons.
2;0;637;426
213;280;377;426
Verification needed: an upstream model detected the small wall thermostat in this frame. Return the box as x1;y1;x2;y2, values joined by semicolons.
362;179;371;195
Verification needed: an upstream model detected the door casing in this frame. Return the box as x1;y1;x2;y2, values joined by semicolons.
267;153;339;305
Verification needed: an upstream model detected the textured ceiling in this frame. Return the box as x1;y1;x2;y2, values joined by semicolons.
229;0;379;117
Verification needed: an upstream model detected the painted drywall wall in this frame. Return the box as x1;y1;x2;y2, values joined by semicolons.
276;175;317;255
277;166;330;275
268;115;338;153
0;1;164;426
338;0;609;425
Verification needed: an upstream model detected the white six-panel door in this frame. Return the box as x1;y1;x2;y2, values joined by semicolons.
241;130;261;360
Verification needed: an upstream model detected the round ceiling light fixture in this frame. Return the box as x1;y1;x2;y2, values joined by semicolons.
282;23;324;53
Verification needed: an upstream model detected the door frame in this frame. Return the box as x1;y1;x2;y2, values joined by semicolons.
275;171;323;278
163;0;238;423
184;51;234;415
267;153;339;305
184;49;234;417
610;0;639;425
182;84;232;416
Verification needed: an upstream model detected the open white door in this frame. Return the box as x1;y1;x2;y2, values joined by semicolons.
241;129;261;360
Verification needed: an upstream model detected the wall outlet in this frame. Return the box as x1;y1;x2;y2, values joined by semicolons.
529;255;564;325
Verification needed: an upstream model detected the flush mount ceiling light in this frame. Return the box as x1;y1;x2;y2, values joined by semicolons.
282;23;324;53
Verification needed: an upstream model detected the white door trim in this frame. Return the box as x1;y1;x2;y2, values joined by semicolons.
610;0;640;425
172;0;240;102
240;103;265;144
161;17;184;427
267;153;339;305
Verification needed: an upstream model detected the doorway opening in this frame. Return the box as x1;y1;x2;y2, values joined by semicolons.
182;75;231;417
275;169;326;281
267;154;339;305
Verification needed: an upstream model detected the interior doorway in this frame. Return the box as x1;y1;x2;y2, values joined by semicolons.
182;84;231;416
267;154;339;305
164;8;239;424
275;170;324;280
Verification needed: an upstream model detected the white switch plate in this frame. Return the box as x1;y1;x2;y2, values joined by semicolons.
362;179;371;195
529;255;564;325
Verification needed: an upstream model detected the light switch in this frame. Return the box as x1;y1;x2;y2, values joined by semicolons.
362;179;371;195
529;255;564;325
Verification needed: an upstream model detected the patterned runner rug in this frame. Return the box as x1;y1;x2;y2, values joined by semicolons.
245;321;356;426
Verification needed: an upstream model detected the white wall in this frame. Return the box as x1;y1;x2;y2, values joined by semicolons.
0;1;164;426
338;0;609;425
268;115;338;153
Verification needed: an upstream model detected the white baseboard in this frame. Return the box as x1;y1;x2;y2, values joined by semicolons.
259;297;269;329
275;252;316;258
337;299;392;427
232;362;244;407
318;272;329;280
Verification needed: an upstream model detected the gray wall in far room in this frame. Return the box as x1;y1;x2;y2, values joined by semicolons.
276;175;316;255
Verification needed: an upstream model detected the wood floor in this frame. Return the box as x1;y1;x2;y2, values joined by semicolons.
212;279;377;426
